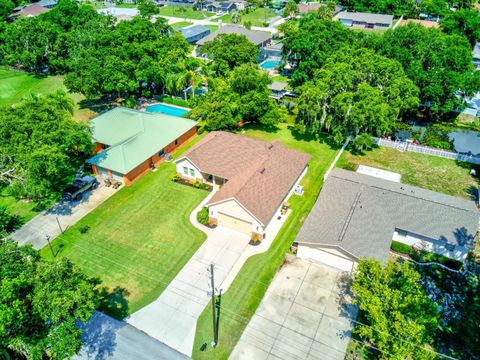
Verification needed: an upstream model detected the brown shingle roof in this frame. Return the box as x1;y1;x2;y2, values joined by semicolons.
181;131;310;225
8;3;50;18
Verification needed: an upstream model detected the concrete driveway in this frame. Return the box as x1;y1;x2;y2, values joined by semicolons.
73;311;187;360
127;226;251;357
11;183;117;249
230;256;357;360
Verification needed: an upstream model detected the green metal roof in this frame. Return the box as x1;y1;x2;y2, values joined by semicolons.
87;107;196;174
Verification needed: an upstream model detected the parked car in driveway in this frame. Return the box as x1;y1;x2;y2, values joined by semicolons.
63;175;98;201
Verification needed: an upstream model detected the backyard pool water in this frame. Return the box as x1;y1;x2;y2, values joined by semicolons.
146;103;189;117
260;59;281;70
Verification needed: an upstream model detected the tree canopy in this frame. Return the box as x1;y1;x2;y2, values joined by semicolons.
65;16;190;98
191;63;282;130
440;8;480;46
365;23;479;117
281;14;358;85
0;91;93;200
199;33;259;76
0;238;98;359
339;0;418;17
295;48;419;142
352;259;440;359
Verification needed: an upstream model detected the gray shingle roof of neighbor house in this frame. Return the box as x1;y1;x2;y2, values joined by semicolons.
268;82;287;91
178;131;310;225
196;25;272;47
296;168;479;262
473;42;480;60
336;11;394;25
179;25;210;40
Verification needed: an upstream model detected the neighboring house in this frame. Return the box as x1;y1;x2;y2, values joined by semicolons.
205;1;238;13
36;0;58;8
399;18;440;28
196;25;272;48
175;132;310;238
295;168;479;272
335;11;394;29
473;42;480;70
7;3;50;20
178;25;211;43
298;2;342;15
87;107;197;185
268;81;287;100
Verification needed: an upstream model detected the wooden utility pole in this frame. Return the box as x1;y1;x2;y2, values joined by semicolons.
209;263;218;347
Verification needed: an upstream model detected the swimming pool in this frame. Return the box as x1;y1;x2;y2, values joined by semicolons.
146;103;189;117
260;59;281;70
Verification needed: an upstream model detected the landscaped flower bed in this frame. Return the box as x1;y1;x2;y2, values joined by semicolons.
170;174;213;191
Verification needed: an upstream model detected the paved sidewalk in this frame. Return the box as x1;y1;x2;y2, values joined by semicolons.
230;256;357;360
11;183;117;249
74;311;187;360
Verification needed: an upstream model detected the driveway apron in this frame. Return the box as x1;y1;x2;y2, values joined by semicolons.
127;227;250;357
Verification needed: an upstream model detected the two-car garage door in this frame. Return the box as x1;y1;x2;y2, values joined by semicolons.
218;213;252;235
297;246;355;272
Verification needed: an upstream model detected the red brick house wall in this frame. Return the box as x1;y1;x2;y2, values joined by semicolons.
123;126;197;185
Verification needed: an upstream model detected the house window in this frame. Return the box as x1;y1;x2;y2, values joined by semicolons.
175;139;179;146
183;166;188;175
190;168;195;177
159;149;165;157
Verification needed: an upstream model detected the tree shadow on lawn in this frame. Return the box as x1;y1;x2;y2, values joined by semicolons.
78;98;116;115
239;122;281;134
97;286;130;320
287;125;342;150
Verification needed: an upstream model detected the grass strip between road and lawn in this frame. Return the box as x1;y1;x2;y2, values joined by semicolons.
192;124;340;359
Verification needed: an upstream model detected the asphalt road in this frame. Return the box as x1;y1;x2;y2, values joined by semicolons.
73;311;188;360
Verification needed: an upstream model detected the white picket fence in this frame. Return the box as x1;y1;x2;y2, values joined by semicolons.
373;137;480;165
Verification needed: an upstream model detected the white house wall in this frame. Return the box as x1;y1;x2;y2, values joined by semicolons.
176;158;202;180
209;200;263;233
393;230;469;261
297;246;355;272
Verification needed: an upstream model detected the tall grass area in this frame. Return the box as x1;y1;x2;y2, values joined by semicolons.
192;124;339;359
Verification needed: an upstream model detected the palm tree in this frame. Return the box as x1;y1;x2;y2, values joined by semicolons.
231;11;241;24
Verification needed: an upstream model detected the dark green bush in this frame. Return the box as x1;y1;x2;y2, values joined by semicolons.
196;207;209;225
79;225;90;234
0;205;23;234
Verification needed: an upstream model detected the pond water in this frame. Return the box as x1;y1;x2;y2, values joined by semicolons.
398;124;480;155
448;130;480;155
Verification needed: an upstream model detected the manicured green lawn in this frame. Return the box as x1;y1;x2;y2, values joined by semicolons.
41;159;209;317
217;7;277;27
204;24;219;32
192;123;340;359
171;21;195;28
336;146;478;199
0;188;40;223
158;6;214;20
0;67;96;122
